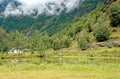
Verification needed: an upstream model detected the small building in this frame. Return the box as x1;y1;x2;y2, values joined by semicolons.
8;48;23;54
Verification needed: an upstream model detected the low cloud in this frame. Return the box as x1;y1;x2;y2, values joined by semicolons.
0;0;3;2
1;0;84;17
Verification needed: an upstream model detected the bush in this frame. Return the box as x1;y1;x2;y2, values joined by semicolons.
93;23;111;42
78;37;89;50
77;30;90;50
109;3;120;27
52;35;72;50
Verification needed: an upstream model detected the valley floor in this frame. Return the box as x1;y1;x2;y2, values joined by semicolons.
0;63;120;79
0;47;120;79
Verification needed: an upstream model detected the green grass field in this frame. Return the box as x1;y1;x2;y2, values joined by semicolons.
0;47;120;79
0;62;120;79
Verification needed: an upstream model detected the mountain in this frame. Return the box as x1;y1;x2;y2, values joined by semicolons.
0;0;101;35
0;0;120;52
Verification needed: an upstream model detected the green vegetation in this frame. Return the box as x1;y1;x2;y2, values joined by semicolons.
0;62;120;79
0;0;101;35
77;30;90;50
109;2;120;27
93;22;111;42
0;0;120;54
0;0;120;79
52;35;72;50
0;48;120;79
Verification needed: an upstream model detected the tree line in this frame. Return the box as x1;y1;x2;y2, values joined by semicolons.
0;0;119;53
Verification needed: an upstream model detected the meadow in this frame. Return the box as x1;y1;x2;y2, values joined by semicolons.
0;48;120;79
0;63;120;79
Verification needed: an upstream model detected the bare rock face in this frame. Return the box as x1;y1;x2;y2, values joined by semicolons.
96;41;120;48
107;43;113;48
107;41;120;48
111;41;120;47
96;43;106;47
89;41;120;50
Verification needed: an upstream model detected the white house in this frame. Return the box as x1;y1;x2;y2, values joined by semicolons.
8;48;23;54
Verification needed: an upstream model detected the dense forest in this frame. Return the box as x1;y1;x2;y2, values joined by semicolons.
0;0;120;54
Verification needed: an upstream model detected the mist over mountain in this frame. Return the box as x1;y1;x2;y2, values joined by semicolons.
0;0;101;35
0;0;84;17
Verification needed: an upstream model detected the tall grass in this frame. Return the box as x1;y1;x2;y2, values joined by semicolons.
0;47;120;79
0;61;120;79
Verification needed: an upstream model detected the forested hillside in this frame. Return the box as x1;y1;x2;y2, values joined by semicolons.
0;1;120;79
55;0;120;50
0;0;120;53
0;0;101;35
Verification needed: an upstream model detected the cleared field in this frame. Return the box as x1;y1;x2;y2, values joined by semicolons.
0;71;120;79
0;61;120;79
0;47;120;79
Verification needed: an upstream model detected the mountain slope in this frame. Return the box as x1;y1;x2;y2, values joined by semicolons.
0;0;120;52
56;0;120;49
0;0;101;35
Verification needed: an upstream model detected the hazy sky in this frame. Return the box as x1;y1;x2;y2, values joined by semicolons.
0;0;2;2
1;0;83;17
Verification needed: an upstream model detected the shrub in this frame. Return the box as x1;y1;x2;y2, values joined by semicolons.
93;23;111;42
109;3;120;27
78;37;89;50
77;30;90;50
52;35;72;50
